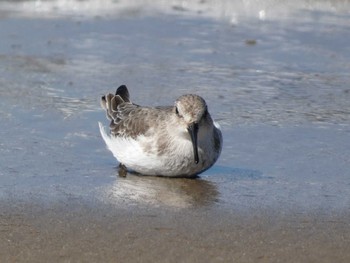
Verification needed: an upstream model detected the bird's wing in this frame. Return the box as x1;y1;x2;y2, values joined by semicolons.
101;85;174;138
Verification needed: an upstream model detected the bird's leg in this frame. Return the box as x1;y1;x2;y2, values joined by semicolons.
118;163;128;177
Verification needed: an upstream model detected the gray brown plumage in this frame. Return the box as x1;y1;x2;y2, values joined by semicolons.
99;85;222;177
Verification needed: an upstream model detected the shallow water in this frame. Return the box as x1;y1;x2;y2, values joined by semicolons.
0;0;350;261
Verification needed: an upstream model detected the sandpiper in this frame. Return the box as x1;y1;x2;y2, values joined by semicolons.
99;85;222;177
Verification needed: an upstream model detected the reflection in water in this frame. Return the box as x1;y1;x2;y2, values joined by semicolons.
102;173;219;208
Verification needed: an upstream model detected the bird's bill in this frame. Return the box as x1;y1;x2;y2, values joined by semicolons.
187;123;199;164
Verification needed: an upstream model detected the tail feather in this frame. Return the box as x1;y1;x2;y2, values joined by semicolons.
115;85;130;102
100;85;130;121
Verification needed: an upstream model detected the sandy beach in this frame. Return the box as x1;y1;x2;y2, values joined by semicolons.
1;197;350;262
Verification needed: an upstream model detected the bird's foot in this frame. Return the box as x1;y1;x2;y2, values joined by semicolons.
118;163;128;177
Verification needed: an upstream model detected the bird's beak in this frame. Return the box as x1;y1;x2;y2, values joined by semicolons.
187;123;199;164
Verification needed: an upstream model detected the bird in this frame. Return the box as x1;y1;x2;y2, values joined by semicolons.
98;85;222;178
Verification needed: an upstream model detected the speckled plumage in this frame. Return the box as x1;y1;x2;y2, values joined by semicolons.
99;85;222;177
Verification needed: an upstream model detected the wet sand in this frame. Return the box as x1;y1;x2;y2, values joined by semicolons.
1;198;350;262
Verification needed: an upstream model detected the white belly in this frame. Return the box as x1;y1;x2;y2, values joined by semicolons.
99;122;204;177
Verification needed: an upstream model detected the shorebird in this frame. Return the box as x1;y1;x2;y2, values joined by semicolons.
99;85;222;177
